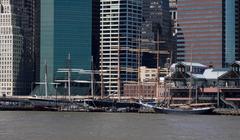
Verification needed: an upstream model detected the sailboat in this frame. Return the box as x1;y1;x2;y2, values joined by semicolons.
152;104;214;114
140;74;215;114
139;100;214;114
152;46;215;114
140;42;214;114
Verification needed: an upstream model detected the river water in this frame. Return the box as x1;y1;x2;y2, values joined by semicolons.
0;112;239;140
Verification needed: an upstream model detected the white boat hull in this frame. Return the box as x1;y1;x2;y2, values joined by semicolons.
153;107;214;114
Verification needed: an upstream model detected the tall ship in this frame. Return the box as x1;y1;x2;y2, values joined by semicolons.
140;61;215;115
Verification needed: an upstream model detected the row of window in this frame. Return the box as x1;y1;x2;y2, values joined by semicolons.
101;0;142;5
0;83;12;87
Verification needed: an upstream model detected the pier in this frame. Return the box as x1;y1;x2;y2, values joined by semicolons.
214;108;240;116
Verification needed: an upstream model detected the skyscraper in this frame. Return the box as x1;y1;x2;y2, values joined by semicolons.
141;0;172;68
169;0;177;36
169;0;177;64
92;0;101;70
0;0;39;96
177;0;239;68
39;0;100;95
100;0;142;95
237;0;240;61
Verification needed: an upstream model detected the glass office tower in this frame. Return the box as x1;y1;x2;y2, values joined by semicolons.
177;0;239;68
237;0;240;61
100;0;142;95
39;0;99;95
141;0;172;68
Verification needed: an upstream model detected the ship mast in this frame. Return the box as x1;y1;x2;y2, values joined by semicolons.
189;45;193;105
67;53;71;101
100;22;104;99
100;54;104;99
117;37;121;101
44;60;48;97
137;37;141;100
91;56;94;98
156;29;160;99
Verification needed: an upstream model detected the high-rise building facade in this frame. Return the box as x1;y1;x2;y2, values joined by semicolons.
169;0;177;36
92;0;101;70
237;0;240;61
39;0;100;95
141;0;172;68
0;0;39;96
169;0;177;64
100;0;142;94
177;0;239;68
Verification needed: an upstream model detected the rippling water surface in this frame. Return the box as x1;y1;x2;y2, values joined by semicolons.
0;112;240;140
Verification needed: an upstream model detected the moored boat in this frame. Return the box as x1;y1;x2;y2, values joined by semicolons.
139;101;215;114
152;106;214;114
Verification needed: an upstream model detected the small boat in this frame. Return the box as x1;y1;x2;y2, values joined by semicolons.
146;56;215;115
152;106;214;114
139;101;214;115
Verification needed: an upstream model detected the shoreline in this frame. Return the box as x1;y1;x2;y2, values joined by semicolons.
1;107;240;116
